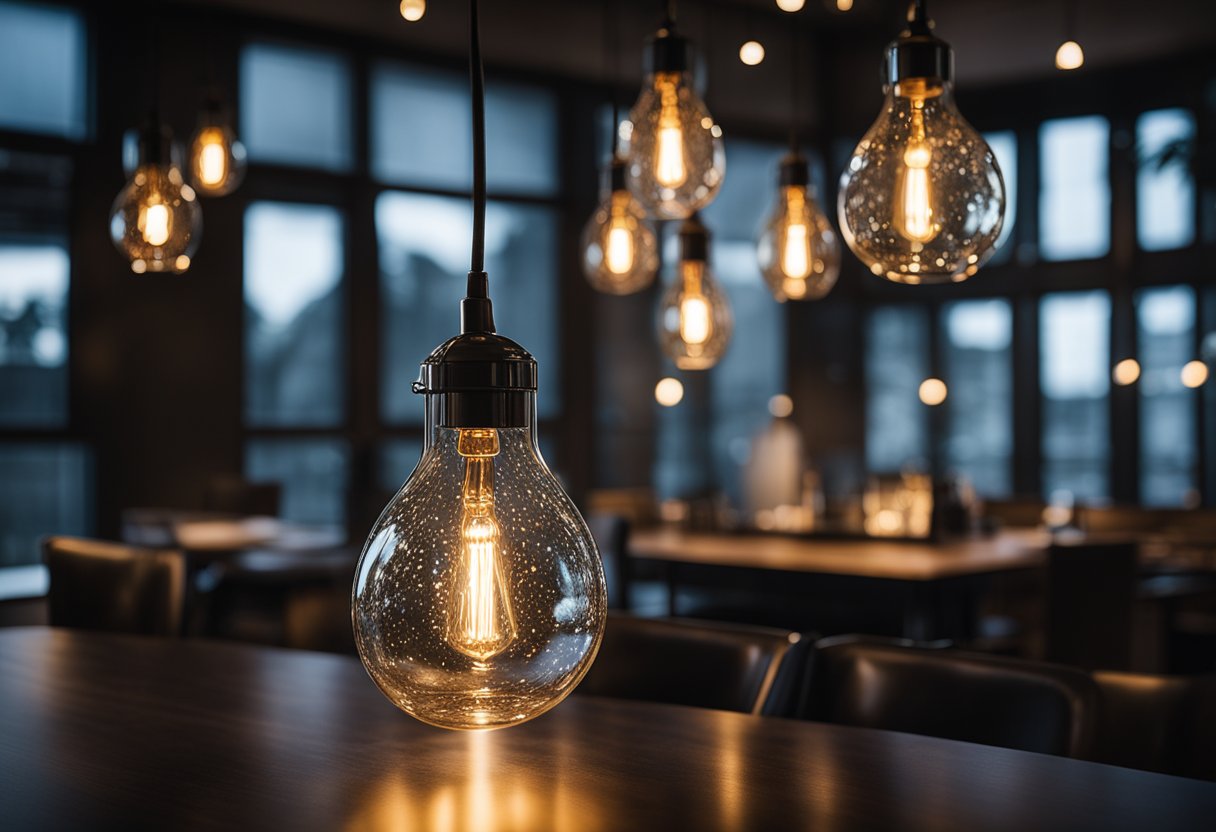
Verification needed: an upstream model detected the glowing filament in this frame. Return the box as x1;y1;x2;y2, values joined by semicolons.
655;74;687;188
447;429;516;662
605;193;635;275
896;104;937;243
197;130;228;187
780;187;812;280
140;201;170;246
678;262;711;346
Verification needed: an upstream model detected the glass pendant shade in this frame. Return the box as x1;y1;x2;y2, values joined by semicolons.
353;332;607;730
625;23;725;220
658;214;732;370
188;95;247;197
581;158;659;294
110;122;202;275
838;17;1004;285
758;154;840;301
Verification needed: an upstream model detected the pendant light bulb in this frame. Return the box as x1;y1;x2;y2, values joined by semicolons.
400;0;426;21
110;120;202;275
581;158;659;294
658;214;732;370
188;93;247;197
1055;39;1083;70
758;154;840;301
353;0;606;732
625;18;725;220
837;3;1005;284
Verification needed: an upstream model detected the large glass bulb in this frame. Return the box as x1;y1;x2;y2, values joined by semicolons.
838;77;1004;284
109;124;202;275
581;159;659;295
188;98;247;197
658;215;732;370
353;377;606;731
625;24;725;220
757;156;840;302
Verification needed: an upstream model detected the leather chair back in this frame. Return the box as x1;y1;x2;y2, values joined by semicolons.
576;613;802;714
1046;538;1138;669
802;635;1098;757
43;536;186;636
203;476;282;517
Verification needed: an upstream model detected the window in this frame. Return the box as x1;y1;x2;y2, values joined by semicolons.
1137;109;1196;252
866;306;930;473
240;44;352;171
372;63;558;196
1041;291;1111;500
246;439;348;527
1137;286;1198;506
983;131;1016;263
941;299;1013;496
0;242;69;426
0;444;89;567
1039;116;1110;261
244;202;345;427
376;193;560;423
379;439;423;493
0;1;87;139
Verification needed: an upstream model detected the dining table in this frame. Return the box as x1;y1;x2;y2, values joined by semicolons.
2;626;1214;831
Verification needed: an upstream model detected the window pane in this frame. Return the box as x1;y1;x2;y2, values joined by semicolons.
1137;286;1197;506
379;439;422;493
1041;291;1110;500
703;140;788;242
244;202;345;427
1039;117;1110;261
0;2;86;139
0;243;68;426
983;131;1016;264
241;44;352;171
377;192;559;423
866;306;930;472
1137;109;1196;252
941;299;1012;496
0;443;90;567
709;240;786;506
371;63;557;195
246;439;348;528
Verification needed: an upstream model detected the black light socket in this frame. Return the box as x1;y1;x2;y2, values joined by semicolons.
413;331;538;429
679;213;710;263
646;21;692;75
778;153;811;188
884;3;952;85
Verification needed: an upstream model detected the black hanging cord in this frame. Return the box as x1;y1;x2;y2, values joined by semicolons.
467;0;488;295
664;0;677;27
604;0;620;157
907;0;930;33
787;20;800;151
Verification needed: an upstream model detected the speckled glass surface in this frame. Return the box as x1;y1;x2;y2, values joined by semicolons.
625;71;725;220
757;185;841;302
352;401;606;731
657;259;733;371
580;187;658;295
837;81;1005;284
109;163;202;275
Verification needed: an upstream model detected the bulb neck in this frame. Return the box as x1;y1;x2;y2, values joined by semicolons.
885;27;953;86
605;156;629;194
646;22;692;75
413;329;538;429
778;153;810;188
679;213;710;263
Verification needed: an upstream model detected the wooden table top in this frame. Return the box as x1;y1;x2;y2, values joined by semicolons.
629;527;1050;581
2;628;1213;831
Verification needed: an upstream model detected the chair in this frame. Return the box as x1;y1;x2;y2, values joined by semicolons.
800;635;1098;757
983;497;1047;529
576;613;805;715
43;536;186;636
203;475;282;517
1046;538;1138;669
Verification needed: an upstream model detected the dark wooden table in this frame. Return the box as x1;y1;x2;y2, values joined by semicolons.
2;628;1214;830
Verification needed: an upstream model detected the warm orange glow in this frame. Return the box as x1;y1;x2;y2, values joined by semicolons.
1181;360;1209;389
655;377;684;407
654;73;687;188
399;0;425;22
739;40;765;66
139;201;170;246
1055;40;1084;70
1113;358;1141;386
918;378;947;406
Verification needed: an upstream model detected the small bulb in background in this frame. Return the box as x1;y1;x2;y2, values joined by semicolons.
758;154;840;302
658;214;732;370
580;157;659;295
837;0;854;10
768;394;793;418
188;92;246;197
919;378;948;406
1181;360;1209;389
1112;359;1141;386
1055;39;1084;70
655;377;685;407
776;0;805;10
739;40;765;66
400;0;425;22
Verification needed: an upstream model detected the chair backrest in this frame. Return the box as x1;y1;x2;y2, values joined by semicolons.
587;513;630;610
576;613;802;715
1092;670;1216;782
802;635;1098;758
203;475;282;517
1046;538;1138;670
43;536;186;636
983;497;1046;529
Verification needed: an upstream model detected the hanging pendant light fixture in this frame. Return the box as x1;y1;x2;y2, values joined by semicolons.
757;23;839;302
581;0;659;294
625;0;725;220
837;0;1005;284
352;0;607;732
188;89;247;197
658;213;732;370
1054;0;1084;70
